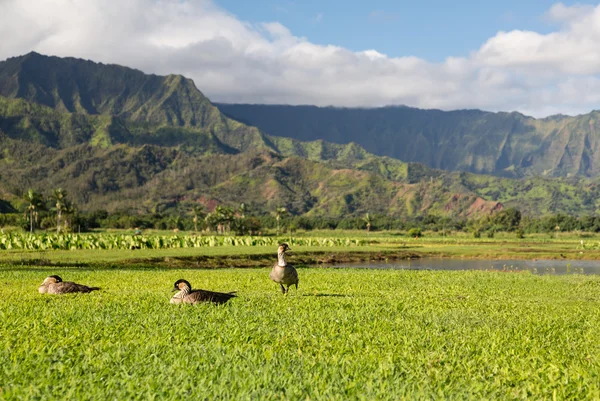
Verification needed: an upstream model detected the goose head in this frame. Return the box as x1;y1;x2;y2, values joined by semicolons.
42;275;63;286
173;279;192;292
278;243;291;255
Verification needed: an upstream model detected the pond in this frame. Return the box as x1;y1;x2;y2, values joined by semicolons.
333;258;600;275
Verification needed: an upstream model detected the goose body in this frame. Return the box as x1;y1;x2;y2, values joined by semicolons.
38;275;100;294
171;279;236;305
270;243;299;294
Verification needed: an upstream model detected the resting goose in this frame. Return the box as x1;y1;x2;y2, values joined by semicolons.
269;243;299;294
171;279;236;305
38;275;100;294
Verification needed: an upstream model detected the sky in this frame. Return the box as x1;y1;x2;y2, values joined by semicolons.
216;0;593;61
1;0;600;117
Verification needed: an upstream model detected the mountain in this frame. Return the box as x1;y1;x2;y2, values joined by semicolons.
4;128;599;217
0;52;221;128
1;52;599;218
217;103;600;178
0;54;383;160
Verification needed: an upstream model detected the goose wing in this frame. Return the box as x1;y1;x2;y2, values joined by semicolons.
50;281;100;294
282;264;299;285
184;289;236;305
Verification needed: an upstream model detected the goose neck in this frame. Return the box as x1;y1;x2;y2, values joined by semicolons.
277;252;287;267
173;286;191;299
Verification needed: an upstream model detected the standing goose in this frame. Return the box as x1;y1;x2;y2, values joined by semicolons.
171;279;236;305
270;243;299;294
38;275;100;294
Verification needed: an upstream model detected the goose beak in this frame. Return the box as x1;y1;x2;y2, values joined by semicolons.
172;287;178;292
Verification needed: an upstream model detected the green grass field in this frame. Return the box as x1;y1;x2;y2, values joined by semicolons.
1;267;599;399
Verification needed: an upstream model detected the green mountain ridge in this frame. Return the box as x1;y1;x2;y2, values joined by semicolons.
3;127;599;217
1;52;599;218
0;52;222;127
0;94;387;163
217;103;600;178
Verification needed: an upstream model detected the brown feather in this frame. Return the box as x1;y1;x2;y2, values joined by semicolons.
270;263;299;286
182;289;237;305
39;276;100;294
47;282;100;294
270;243;299;294
171;279;236;305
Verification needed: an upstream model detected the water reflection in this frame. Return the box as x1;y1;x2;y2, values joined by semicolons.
333;259;600;275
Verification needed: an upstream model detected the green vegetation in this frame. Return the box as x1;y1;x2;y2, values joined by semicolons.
3;50;600;400
217;103;600;178
2;230;600;267
0;233;364;251
2;53;600;218
1;268;598;399
22;189;45;233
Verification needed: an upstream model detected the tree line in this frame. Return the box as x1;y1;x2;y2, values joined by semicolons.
3;190;600;236
1;189;295;235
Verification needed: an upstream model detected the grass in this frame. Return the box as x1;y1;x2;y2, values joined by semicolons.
1;267;599;399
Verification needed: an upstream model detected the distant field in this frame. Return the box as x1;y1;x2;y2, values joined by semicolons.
1;230;600;266
1;268;598;399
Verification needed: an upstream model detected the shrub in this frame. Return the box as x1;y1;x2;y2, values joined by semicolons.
408;228;422;237
40;216;56;230
245;217;262;235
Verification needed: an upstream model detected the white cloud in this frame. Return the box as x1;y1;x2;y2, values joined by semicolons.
545;2;595;25
0;0;599;117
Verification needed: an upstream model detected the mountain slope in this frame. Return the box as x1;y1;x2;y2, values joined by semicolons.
0;52;222;127
217;103;600;178
0;94;416;174
1;53;599;218
3;128;599;217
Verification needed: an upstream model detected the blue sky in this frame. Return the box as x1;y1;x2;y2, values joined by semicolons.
215;0;598;61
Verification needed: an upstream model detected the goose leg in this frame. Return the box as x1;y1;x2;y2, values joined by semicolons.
279;283;286;294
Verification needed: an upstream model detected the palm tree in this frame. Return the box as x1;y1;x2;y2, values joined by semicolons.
23;189;45;233
232;203;249;235
275;207;288;236
204;212;214;233
170;216;182;231
215;206;235;233
363;213;372;233
62;199;76;232
191;205;206;232
50;188;68;234
238;203;248;219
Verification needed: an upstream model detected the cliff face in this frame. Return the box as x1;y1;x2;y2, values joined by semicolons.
217;103;600;178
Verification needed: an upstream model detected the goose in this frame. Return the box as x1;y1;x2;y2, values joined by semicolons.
38;275;100;294
269;243;299;294
171;279;236;305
